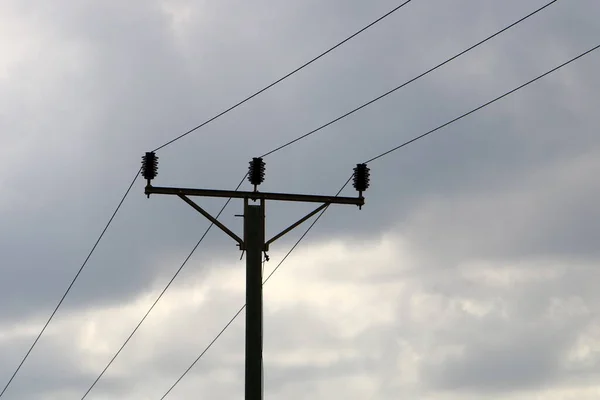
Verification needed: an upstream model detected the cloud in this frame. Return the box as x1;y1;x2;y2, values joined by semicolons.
2;228;600;399
1;0;600;398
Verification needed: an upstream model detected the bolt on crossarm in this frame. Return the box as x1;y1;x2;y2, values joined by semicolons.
141;153;370;400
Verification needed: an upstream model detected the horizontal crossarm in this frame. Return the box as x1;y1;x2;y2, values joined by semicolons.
146;185;364;207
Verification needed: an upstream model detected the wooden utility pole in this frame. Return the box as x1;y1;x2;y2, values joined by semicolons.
141;153;370;400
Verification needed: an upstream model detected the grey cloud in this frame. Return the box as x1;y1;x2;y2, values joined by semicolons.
2;0;600;398
388;255;599;395
423;325;573;393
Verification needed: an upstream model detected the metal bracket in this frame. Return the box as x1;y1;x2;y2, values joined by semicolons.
265;203;329;250
178;194;244;248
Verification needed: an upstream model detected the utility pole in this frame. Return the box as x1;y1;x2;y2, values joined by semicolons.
141;153;370;400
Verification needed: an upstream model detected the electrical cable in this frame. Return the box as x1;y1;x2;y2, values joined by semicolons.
260;0;560;158
363;43;600;164
157;42;599;398
153;0;413;152
79;176;246;399
0;170;140;398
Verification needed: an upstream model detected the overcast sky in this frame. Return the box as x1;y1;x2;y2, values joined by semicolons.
1;0;600;399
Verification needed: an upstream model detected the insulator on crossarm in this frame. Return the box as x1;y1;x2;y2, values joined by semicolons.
353;162;370;195
141;152;158;184
248;157;265;190
353;163;369;209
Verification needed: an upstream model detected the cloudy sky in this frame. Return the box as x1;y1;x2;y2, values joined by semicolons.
1;0;600;398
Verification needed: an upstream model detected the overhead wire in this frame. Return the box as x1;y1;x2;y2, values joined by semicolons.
157;42;600;398
0;170;140;398
79;1;565;397
363;43;600;164
78;177;245;399
259;0;559;158
153;0;414;152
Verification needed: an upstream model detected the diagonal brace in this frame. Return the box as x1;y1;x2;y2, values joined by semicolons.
178;195;244;247
265;203;329;250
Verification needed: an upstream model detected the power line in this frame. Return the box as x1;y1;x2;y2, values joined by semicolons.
153;0;414;152
157;42;599;398
0;3;412;396
0;170;139;399
364;43;600;164
260;0;560;158
159;306;245;400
